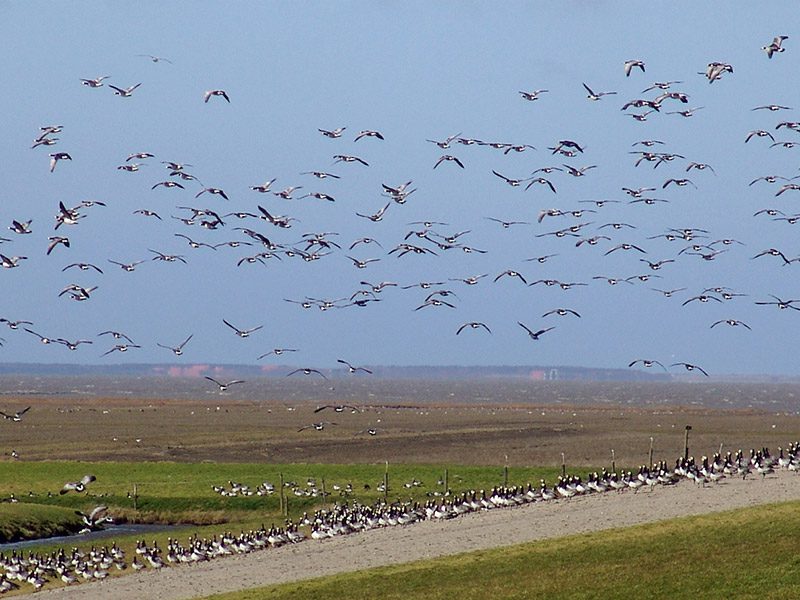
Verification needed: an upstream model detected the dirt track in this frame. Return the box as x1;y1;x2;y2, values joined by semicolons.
38;469;800;600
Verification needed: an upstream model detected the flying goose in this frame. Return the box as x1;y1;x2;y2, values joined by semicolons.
47;152;73;175
204;376;245;392
0;407;30;421
337;359;373;374
109;83;141;97
80;76;110;87
287;368;328;379
763;35;788;58
222;319;263;338
60;474;96;494
203;89;230;103
582;83;616;100
517;322;555;340
354;130;384;141
624;59;645;76
157;334;193;355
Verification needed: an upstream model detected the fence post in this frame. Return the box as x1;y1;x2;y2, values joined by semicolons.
611;449;616;474
503;454;509;488
133;483;138;511
684;425;692;460
279;473;286;516
561;452;566;478
383;461;389;502
648;437;654;468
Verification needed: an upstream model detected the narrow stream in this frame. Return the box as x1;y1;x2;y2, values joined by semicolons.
0;523;181;552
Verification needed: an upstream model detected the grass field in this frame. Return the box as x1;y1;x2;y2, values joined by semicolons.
199;499;800;600
0;460;564;555
0;503;82;543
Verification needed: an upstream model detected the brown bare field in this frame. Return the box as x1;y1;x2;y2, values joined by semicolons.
0;380;798;468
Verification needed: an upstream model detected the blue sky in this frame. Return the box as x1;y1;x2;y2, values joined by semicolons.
0;3;798;375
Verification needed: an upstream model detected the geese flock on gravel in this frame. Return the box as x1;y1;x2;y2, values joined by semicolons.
0;442;796;593
0;30;797;376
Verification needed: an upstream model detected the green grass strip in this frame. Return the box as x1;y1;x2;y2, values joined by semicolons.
202;500;800;600
0;502;81;543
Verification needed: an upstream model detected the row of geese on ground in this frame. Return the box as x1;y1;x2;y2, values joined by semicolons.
0;444;795;592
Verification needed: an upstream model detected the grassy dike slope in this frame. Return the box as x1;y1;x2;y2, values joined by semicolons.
202;500;800;600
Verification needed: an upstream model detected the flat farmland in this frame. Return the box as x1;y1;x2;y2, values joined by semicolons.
0;379;798;468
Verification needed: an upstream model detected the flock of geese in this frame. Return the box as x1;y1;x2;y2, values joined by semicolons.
0;31;797;377
0;441;796;592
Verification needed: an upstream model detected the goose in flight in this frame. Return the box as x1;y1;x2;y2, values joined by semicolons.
196;187;229;201
152;180;185;190
157;334;193;356
319;127;346;138
333;154;369;166
624;59;646;76
75;505;112;531
426;132;462;149
138;54;172;63
433;155;464;169
517;322;555;340
670;362;709;377
0;254;27;268
204;376;245;392
204;89;230;103
24;328;54;344
81;76;110;87
519;89;548;101
485;217;529;228
60;474;96;494
222;319;263;338
337;359;373;374
710;319;752;330
46;235;69;256
315;404;359;414
0;318;32;330
0;407;30;422
98;330;135;343
257;348;298;359
628;359;667;370
101;343;142;356
354;130;384;141
355;202;390;222
108;259;145;271
542;308;581;318
754;295;800;310
582;83;616;100
55;338;93;351
109;83;141;97
287;368;328;379
763;35;789;58
492;170;531;186
297;421;336;432
456;322;491;335
525;177;556;193
49;152;72;172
